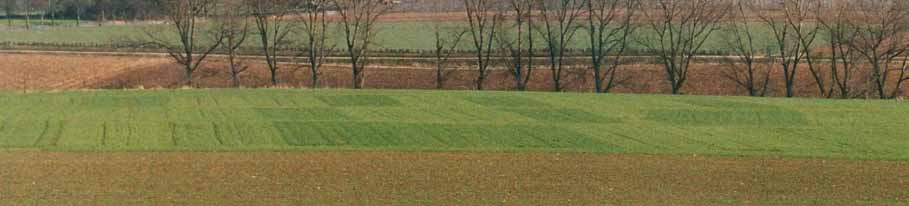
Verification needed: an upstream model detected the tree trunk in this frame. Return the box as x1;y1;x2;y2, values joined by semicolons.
184;66;194;86
49;0;54;25
552;74;562;92
786;82;794;97
270;68;278;86
228;54;241;88
309;34;321;89
5;0;11;28
353;67;363;89
594;67;603;93
75;0;81;27
436;65;444;89
232;73;240;88
475;70;485;90
311;71;319;88
25;5;30;30
231;70;241;88
524;23;534;92
99;10;105;26
515;70;527;92
554;82;562;92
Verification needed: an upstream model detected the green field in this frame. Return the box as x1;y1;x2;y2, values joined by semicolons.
0;89;905;160
0;21;790;52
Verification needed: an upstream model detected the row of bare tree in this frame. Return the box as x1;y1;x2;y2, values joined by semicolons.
145;0;390;89
146;0;909;99
457;0;909;98
722;0;909;99
455;0;636;93
458;0;909;98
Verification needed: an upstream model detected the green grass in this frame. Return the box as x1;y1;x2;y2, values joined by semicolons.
0;19;84;27
0;89;905;160
0;21;804;52
0;23;144;44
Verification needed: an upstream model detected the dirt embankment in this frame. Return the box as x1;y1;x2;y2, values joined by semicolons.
0;152;906;205
0;52;903;98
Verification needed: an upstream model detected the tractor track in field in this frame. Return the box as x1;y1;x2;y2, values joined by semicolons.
0;152;907;205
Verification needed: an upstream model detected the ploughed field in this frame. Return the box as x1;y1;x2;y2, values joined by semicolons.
1;89;907;205
5;53;870;98
2;152;907;205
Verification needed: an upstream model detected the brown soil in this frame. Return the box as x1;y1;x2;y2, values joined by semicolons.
378;12;468;22
374;10;823;23
0;53;904;98
0;152;906;205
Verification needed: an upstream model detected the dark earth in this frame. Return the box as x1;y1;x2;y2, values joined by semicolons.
1;152;906;205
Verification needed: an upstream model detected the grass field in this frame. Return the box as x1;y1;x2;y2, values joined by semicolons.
0;21;791;52
0;89;904;160
2;89;908;205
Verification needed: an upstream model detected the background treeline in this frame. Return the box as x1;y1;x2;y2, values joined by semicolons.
1;0;166;23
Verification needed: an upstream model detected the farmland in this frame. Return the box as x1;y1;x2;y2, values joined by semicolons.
0;89;908;205
2;152;908;205
0;89;905;160
1;1;908;204
2;52;864;96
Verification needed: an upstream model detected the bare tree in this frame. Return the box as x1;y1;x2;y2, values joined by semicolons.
248;0;299;86
73;0;84;26
48;0;55;25
759;0;810;97
817;0;860;98
462;0;502;90
537;0;584;92
433;22;467;89
849;0;909;99
497;0;535;91
332;0;391;89
721;1;771;97
298;0;333;88
586;0;637;93
217;1;250;88
25;0;33;30
640;0;728;94
3;0;15;27
784;0;825;97
95;0;110;26
144;0;225;85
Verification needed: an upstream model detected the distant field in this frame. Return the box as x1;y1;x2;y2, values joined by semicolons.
0;21;790;52
0;89;905;160
0;19;83;27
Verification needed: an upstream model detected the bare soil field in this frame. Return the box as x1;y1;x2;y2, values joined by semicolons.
0;152;906;205
371;12;468;22
374;10;816;23
0;52;902;98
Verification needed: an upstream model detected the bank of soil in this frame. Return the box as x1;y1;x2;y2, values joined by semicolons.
0;152;906;205
0;53;903;98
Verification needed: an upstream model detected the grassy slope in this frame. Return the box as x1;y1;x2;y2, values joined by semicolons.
0;21;788;52
0;89;904;159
